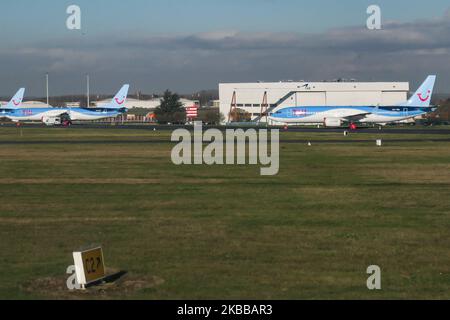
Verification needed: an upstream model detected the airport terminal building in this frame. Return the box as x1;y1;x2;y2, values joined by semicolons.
219;81;410;123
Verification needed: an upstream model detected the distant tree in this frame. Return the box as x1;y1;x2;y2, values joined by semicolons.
228;108;251;122
156;90;184;114
197;108;222;124
154;90;185;123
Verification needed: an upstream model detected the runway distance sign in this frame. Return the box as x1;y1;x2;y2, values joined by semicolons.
72;246;106;286
186;106;198;118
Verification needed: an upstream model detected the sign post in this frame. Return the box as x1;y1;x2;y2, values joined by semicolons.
72;246;106;289
186;106;198;121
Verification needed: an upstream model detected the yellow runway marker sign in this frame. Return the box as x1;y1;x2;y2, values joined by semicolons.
73;247;106;286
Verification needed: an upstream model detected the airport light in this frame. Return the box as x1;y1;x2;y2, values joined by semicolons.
45;73;49;107
86;74;90;108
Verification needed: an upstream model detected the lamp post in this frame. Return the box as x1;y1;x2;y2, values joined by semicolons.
45;73;49;107
86;74;90;107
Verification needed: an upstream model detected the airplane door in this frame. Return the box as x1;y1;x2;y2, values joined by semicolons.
403;108;409;117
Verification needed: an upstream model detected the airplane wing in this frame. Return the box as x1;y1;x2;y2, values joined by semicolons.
341;112;371;123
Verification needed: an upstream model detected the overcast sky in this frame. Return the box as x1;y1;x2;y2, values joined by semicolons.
1;0;450;96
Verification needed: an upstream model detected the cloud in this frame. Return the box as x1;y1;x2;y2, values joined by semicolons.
1;10;450;95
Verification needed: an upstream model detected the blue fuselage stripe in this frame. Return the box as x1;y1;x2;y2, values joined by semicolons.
0;107;124;118
271;106;429;119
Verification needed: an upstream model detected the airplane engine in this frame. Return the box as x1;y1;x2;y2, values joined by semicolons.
42;116;62;126
323;118;343;127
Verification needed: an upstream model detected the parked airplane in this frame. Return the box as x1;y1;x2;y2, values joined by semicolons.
268;76;437;127
1;84;129;126
66;84;129;122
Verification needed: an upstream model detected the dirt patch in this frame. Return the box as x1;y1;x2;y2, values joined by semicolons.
360;164;450;184
0;178;226;185
22;268;164;299
0;217;141;225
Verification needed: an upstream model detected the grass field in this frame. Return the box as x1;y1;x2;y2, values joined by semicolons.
0;126;450;299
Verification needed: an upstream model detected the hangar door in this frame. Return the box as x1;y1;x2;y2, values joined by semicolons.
326;91;382;106
381;92;407;106
295;92;326;106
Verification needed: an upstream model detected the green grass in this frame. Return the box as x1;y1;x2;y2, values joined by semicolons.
0;127;449;299
0;125;448;142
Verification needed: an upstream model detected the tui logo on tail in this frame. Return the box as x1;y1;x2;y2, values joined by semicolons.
4;88;25;109
115;97;125;105
401;75;436;107
417;90;431;102
109;84;129;108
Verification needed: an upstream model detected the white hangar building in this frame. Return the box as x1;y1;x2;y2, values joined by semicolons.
219;81;410;123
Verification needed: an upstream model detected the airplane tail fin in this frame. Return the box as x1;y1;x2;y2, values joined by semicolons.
105;84;129;109
3;88;25;109
400;75;436;108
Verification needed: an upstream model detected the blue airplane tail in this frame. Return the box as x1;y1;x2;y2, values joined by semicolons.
2;88;25;109
103;84;129;109
398;75;436;108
